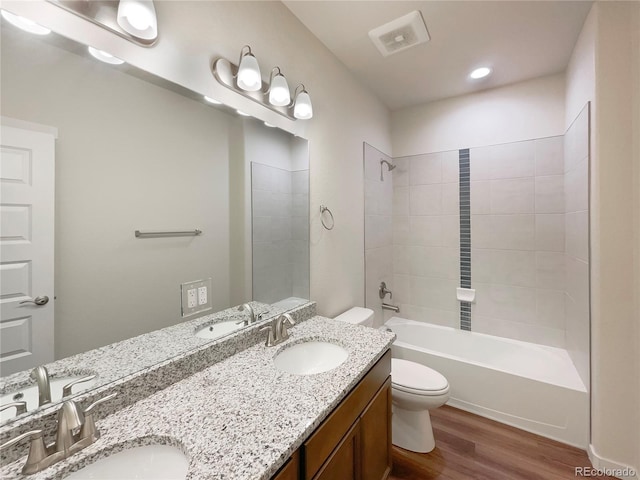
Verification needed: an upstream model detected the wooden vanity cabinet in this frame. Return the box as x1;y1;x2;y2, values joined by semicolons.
272;350;391;480
272;451;300;480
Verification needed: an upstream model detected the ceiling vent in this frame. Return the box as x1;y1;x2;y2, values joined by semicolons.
368;11;430;57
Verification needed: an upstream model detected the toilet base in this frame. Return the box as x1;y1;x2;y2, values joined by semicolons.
392;405;435;453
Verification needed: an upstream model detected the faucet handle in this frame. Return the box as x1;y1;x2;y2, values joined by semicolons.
62;374;96;398
0;429;44;451
0;429;48;473
79;392;117;442
0;401;27;417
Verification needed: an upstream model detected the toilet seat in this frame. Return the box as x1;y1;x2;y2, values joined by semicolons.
391;359;449;396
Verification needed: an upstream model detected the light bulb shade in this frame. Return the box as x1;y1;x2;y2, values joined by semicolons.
294;91;313;119
237;53;262;91
117;0;158;40
1;10;51;35
269;73;291;106
88;46;125;65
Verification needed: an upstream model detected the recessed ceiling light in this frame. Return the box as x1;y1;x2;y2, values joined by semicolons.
204;96;221;105
469;67;492;80
88;46;125;65
236;110;250;117
1;10;51;35
264;122;275;128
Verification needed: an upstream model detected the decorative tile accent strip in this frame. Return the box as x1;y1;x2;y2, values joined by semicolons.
459;149;472;331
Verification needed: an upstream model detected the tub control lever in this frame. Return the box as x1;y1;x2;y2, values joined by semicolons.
379;282;392;300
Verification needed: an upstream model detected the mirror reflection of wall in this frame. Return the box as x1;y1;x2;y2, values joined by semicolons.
0;24;310;379
245;121;310;308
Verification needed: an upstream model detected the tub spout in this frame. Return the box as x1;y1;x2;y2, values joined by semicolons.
382;303;400;313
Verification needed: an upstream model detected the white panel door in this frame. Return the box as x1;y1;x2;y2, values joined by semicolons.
0;120;55;376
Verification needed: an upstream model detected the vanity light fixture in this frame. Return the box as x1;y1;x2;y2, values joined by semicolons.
211;45;314;121
236;45;262;92
266;67;291;107
204;95;222;105
469;66;492;79
1;10;51;35
292;84;313;120
88;46;125;65
117;0;158;41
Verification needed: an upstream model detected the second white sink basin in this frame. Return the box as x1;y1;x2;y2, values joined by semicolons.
195;320;242;339
64;445;189;480
274;341;348;375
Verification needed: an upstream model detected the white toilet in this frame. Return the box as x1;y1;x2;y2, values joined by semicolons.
334;307;450;453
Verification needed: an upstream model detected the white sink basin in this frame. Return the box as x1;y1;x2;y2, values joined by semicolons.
65;445;188;480
274;341;348;375
195;320;243;339
1;375;97;422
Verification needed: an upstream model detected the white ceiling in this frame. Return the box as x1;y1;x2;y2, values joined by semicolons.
283;1;593;110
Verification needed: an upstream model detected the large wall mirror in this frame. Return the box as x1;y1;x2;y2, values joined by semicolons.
0;20;309;423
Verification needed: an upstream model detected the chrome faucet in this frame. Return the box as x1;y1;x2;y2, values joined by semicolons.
237;303;256;326
30;366;51;406
55;401;85;454
261;313;296;347
276;314;295;342
0;392;117;475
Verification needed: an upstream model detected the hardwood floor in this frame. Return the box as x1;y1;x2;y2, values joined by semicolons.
389;406;616;480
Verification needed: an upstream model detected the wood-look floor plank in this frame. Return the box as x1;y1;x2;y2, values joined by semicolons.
389;406;617;480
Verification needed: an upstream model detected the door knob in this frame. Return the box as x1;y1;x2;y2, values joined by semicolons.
19;296;49;306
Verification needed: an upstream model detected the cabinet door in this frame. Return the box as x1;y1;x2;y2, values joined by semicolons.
272;451;300;480
313;421;360;480
360;378;392;480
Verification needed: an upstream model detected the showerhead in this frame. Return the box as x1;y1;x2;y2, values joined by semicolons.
380;159;396;180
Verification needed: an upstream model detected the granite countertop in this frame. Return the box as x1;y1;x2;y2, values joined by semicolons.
1;316;395;480
0;301;275;396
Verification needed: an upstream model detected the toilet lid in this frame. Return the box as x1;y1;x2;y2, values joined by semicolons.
391;358;448;393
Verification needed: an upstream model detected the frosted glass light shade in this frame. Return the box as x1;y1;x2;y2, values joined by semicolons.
88;46;125;65
117;0;158;40
237;53;262;91
294;91;313;119
269;73;290;106
1;10;51;35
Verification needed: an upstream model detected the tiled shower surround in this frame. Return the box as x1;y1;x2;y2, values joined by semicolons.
364;108;589;383
470;137;566;346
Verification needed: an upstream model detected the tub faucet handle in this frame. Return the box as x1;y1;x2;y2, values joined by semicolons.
379;282;392;300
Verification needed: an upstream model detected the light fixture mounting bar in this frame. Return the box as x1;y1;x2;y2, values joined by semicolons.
46;0;158;47
211;58;296;121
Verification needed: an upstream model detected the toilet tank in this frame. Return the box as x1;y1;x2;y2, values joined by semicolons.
334;307;374;327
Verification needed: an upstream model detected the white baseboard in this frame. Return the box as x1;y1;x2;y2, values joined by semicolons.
587;444;639;479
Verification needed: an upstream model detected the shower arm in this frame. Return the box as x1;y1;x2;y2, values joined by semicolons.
380;159;396;181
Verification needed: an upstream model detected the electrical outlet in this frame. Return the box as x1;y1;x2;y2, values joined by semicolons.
188;289;198;308
181;278;213;317
198;286;207;305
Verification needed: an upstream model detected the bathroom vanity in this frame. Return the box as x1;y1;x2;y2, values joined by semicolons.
273;351;391;480
0;309;394;480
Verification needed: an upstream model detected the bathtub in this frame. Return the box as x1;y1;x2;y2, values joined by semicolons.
386;317;588;448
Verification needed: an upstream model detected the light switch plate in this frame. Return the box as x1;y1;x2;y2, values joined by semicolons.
181;278;212;317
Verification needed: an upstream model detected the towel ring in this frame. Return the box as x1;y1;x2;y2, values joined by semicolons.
320;205;334;230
